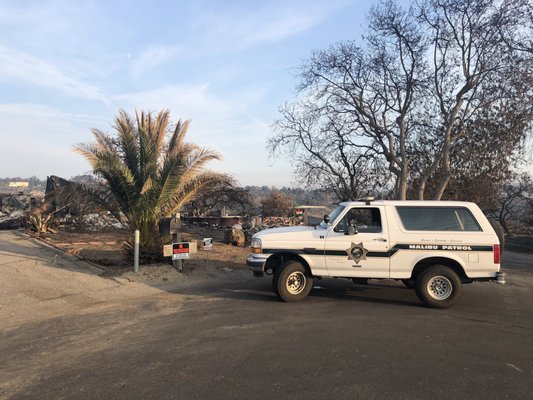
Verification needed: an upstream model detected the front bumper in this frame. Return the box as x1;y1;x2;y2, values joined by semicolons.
246;253;269;275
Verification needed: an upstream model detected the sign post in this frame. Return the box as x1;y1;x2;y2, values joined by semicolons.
202;238;213;271
172;213;183;272
159;212;188;272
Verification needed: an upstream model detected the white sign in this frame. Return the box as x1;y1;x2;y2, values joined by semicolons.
202;238;213;251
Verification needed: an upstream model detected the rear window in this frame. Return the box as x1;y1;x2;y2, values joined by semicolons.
396;206;481;231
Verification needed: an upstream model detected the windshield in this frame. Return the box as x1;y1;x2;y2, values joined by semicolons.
318;205;345;229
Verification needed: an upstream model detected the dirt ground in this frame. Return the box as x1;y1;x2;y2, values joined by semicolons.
36;225;250;287
0;231;161;329
0;230;252;330
38;229;130;266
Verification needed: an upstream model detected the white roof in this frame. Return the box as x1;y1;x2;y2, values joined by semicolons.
339;200;477;207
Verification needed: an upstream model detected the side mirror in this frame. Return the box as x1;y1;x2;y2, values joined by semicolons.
323;214;330;223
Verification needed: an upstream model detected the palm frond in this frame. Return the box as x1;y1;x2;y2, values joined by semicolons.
114;109;140;181
73;142;100;166
180;148;222;184
163;172;233;216
140;176;154;195
154;109;170;157
91;129;115;153
168;119;191;155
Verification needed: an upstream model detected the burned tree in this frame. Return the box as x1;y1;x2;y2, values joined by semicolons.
260;190;293;217
272;102;391;201
271;1;423;200
497;174;533;233
271;0;533;200
414;0;533;199
183;179;252;216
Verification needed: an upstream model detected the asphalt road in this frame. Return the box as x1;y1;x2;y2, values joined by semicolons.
1;239;532;400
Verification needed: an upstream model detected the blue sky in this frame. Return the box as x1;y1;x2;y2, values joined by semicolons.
0;0;380;187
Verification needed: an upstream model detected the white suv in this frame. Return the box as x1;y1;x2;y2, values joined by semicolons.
247;200;504;308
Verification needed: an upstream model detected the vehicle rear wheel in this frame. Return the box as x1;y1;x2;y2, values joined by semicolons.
415;265;462;308
275;260;313;302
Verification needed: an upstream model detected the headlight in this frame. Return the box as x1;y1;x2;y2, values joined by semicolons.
251;237;262;253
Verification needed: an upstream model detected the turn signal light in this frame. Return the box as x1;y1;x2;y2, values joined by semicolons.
493;244;501;264
252;247;261;254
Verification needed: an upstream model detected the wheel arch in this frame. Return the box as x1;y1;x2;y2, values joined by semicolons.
265;252;312;275
411;257;471;283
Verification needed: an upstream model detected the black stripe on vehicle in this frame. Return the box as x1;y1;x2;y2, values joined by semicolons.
262;244;493;258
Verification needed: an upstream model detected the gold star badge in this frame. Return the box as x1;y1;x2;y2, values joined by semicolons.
346;242;368;263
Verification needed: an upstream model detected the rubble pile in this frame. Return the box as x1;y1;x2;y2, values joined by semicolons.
0;176;126;232
60;213;124;231
224;227;246;247
224;217;296;247
0;191;44;230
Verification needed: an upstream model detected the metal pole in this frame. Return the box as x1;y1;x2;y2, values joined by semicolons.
133;229;140;273
172;231;183;272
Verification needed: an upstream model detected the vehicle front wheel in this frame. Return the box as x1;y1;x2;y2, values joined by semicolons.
274;260;313;302
401;279;415;289
415;266;462;308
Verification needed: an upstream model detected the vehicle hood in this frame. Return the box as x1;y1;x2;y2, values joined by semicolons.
255;226;316;236
253;226;325;246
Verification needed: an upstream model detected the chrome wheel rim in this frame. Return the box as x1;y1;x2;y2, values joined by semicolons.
427;276;453;300
286;271;306;295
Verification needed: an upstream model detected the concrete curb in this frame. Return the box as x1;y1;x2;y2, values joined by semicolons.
11;229;107;275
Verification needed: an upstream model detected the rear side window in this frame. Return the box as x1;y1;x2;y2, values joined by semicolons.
396;207;481;231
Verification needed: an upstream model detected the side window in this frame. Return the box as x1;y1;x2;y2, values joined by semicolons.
396;207;481;231
334;208;382;233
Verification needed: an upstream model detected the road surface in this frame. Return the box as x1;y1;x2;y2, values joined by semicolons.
0;231;532;400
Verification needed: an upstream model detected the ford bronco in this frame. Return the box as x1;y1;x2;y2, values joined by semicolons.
246;199;504;308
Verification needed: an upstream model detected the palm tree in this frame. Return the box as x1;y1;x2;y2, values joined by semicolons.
75;109;233;260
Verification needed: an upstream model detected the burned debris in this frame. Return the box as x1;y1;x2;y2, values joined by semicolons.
0;175;123;233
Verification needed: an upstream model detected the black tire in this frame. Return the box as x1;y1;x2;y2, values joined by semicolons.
275;260;313;302
272;271;280;295
415;265;462;308
401;279;416;289
489;219;505;252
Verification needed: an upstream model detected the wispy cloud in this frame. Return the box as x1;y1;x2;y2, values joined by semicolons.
114;83;266;142
0;104;93;178
130;45;183;79
0;103;109;124
0;45;109;102
130;0;351;78
196;2;336;49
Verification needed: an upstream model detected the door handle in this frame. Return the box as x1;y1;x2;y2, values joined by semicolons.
373;238;387;242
